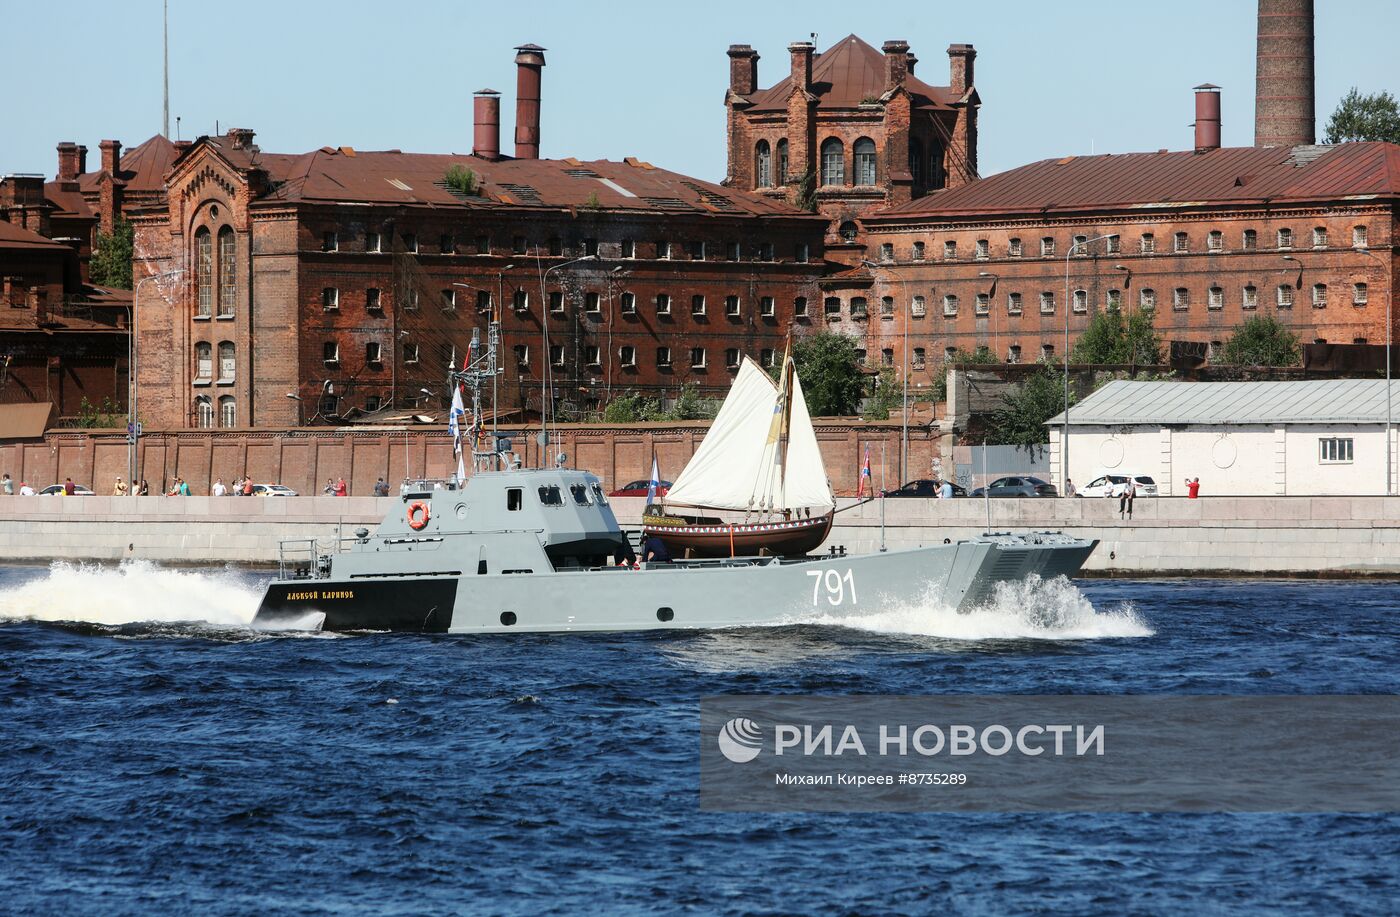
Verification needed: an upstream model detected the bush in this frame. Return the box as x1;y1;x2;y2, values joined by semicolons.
443;165;478;195
1070;306;1161;365
1218;314;1301;367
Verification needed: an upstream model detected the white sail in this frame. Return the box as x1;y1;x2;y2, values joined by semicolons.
663;356;833;514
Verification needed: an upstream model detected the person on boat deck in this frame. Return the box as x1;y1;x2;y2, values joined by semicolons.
643;535;672;564
615;538;637;567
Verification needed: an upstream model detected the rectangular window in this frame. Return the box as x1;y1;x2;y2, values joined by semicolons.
1140;288;1157;310
943;294;958;316
657;240;671;260
1353;225;1369;248
585;292;601;314
881;348;894;367
1007;345;1021;364
476;290;491;313
583;238;598;256
1173;287;1190;311
323;231;338;252
691;295;706;316
1243;229;1257;250
976;293;990;315
1243;285;1258;310
1277;228;1293;249
688;240;706;260
512;235;527;254
404;342;419;364
1140;233;1155;254
794;296;808;318
323;341;340;365
911;296;927;318
402;233;418;253
1008;238;1022;258
584;345;601;367
881;296;894;317
848;297;866;318
975;239;989;260
1312;283;1328;307
621;239;635;259
880;243;894;262
1312;227;1328;248
513;344;529;367
1073;234;1088;256
550;345;564;367
1208;230;1223;252
1040;237;1055;257
725;348;740;369
366;231;383;253
1041;343;1055;360
196;344;212;379
1106;234;1120;254
795;242;809;263
1277;284;1294;308
944;240;957;260
690;347;706;369
1209;287;1224;310
657;346;672;368
366;287;381;312
1008;292;1023;314
366;341;382;364
760;296;775;316
475;234;491;255
549;291;564;314
1040;291;1055;314
912;347;926;369
725;295;741;316
760;348;775;368
440;233;454;254
217;231;236;317
824;297;841;318
442;289;456;311
513;289;529;312
1073;289;1087;313
366;396;381;412
1106;288;1122;311
405;289;419;311
620;345;636;368
913;241;926;261
1319;437;1354;464
548;237;563;256
322;287;339;311
758;242;774;261
656;293;671;315
727;241;741;261
621;292;637;314
1174;232;1189;253
1354;283;1369;306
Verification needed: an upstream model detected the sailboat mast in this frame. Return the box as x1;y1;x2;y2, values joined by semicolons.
777;335;795;509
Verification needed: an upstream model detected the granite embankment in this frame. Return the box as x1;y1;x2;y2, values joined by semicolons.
3;495;1399;576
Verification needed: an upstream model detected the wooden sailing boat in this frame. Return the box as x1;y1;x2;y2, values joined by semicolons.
642;346;834;558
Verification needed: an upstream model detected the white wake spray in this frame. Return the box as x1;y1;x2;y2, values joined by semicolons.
0;560;271;628
799;574;1153;641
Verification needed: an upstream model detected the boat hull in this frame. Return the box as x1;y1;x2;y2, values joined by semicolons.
642;512;833;558
252;534;1097;634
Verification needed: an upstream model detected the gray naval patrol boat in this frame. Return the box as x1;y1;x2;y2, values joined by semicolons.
252;325;1096;634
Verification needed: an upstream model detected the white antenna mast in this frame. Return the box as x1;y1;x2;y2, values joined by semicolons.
163;0;170;138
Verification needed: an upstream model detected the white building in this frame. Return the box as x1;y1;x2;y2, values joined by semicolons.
1046;379;1399;496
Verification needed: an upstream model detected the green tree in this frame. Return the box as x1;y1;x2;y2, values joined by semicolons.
1218;314;1302;367
931;345;996;402
781;330;865;416
89;219;134;289
1070;306;1162;364
985;363;1073;451
864;367;900;420
1324;87;1400;144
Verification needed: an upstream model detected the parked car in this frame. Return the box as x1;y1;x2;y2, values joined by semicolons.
609;479;672;497
39;483;95;496
1078;474;1159;498
969;476;1058;498
882;479;968;498
251;483;298;497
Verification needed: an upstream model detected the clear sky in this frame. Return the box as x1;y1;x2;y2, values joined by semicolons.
3;1;1397;183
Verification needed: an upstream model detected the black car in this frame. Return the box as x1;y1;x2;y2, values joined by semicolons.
882;479;967;498
969;475;1058;498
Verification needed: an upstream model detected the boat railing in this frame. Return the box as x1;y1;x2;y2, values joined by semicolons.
276;536;365;581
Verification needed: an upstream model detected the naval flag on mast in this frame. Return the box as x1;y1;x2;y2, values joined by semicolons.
646;454;661;506
449;383;467;482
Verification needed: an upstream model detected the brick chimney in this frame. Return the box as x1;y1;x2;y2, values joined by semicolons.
473;89;501;160
513;44;546;160
57;142;80;182
883;40;910;92
99;139;121;175
77;144;88;175
29;286;49;325
1255;0;1315;147
906;53;918;77
948;44;975;96
174;140;193;156
226;128;256;151
1194;84;1222;151
788;41;814;92
728;44;759;95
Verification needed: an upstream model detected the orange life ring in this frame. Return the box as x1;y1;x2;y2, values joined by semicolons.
407;501;430;530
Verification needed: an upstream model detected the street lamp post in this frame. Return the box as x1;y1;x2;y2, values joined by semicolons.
128;268;183;490
1062;234;1117;495
285;392;303;427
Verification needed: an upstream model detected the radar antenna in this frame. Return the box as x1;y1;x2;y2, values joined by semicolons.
447;310;513;474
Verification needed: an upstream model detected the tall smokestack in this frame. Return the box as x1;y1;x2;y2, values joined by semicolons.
1194;84;1222;151
514;44;546;160
1255;0;1315;147
473;89;501;160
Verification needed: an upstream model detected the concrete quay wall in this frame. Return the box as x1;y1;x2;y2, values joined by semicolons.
3;495;1400;576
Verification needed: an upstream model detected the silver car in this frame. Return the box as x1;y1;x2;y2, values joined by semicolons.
971;476;1059;498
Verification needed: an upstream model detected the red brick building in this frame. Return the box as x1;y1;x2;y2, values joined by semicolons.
724;35;978;259
131;121;827;430
854;138;1399;384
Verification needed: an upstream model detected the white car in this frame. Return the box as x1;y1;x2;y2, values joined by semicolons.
251;483;298;497
1079;473;1158;498
39;483;96;496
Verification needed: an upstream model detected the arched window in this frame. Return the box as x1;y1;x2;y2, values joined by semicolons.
776;139;788;185
195;395;213;429
218;341;235;381
853;138;877;186
195;342;212;380
218;395;236;428
755;140;772;188
909;138;924;185
194;228;211;318
820;138;844;186
217;227;236;317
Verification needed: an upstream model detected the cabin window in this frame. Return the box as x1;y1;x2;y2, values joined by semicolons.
570;484;593;506
538;485;563;506
591;483;609;506
507;488;523;511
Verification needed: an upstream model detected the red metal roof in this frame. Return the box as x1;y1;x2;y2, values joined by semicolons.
0;220;69;250
77;135;177;193
872;142;1400;220
744;35;956;114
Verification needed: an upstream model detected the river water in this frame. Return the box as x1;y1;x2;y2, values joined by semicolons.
1;562;1397;915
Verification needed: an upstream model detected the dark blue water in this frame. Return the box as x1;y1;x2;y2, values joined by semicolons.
2;563;1398;915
